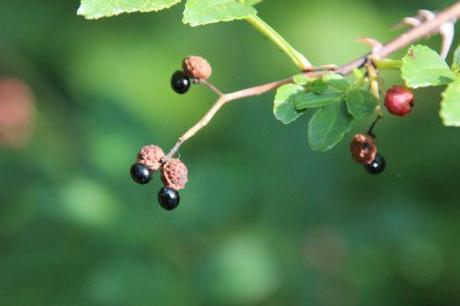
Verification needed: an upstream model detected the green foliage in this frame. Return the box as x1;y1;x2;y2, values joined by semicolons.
322;73;350;91
451;45;460;74
308;102;354;152
345;89;378;120
292;74;313;86
78;0;259;26
183;0;256;26
440;79;460;126
239;0;263;5
441;45;460;126
400;45;460;128
274;73;378;152
273;84;305;125
78;0;181;19
76;4;460;144
295;92;342;110
401;45;455;88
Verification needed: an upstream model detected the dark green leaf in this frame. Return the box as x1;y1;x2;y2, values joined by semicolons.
345;89;378;119
306;79;328;94
308;102;354;152
295;92;342;110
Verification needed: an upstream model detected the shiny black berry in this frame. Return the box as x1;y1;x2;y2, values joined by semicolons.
171;71;191;94
158;187;180;211
364;153;386;175
130;163;152;184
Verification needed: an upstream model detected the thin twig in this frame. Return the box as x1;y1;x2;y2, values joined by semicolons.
200;80;224;96
164;2;460;160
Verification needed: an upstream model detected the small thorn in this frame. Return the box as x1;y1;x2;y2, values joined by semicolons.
402;17;422;27
439;21;455;59
356;38;383;53
417;9;436;21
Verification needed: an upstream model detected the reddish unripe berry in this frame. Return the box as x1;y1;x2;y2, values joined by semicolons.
182;56;212;81
350;134;377;165
137;145;165;172
161;159;189;190
384;86;414;117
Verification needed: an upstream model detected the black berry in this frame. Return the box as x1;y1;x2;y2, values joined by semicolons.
130;163;152;184
171;71;191;94
364;153;386;175
158;187;180;211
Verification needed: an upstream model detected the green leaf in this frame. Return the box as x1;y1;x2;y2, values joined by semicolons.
353;68;365;80
401;45;455;88
345;89;378;119
440;78;460;126
239;0;263;5
292;74;313;86
273;84;304;125
308;102;354;152
322;73;349;91
306;79;328;95
77;0;181;19
295;92;342;110
183;0;256;26
452;45;460;74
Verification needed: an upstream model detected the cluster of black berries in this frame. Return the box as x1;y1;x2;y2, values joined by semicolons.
130;145;188;211
170;56;212;94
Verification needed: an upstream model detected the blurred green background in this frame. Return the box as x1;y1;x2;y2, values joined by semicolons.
0;0;459;305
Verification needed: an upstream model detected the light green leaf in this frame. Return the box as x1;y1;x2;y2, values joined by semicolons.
440;78;460;126
452;45;460;74
322;73;349;91
353;68;365;80
401;45;455;88
183;0;256;26
239;0;263;5
273;84;304;125
77;0;181;19
292;74;313;86
345;89;378;119
295;92;342;110
308;102;354;152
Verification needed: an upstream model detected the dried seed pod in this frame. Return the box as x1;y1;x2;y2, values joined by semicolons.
350;134;377;165
137;145;165;172
182;56;212;81
161;159;189;190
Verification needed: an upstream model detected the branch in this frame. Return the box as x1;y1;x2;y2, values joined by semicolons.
164;2;460;160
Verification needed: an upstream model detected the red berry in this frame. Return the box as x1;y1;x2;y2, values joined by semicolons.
384;86;414;117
